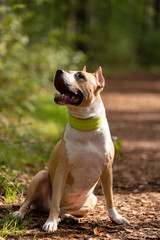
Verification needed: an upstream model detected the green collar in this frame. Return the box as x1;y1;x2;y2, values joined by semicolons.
68;112;104;131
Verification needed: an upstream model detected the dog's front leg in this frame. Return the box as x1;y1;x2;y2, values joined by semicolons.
42;165;69;232
100;162;129;225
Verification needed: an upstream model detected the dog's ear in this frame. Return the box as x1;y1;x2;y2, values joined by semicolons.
95;66;105;87
82;65;86;72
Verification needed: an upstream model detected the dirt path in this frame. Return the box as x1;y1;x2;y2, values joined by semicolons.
103;72;160;194
1;72;160;239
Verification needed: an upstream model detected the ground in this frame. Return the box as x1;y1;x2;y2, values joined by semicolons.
0;72;160;239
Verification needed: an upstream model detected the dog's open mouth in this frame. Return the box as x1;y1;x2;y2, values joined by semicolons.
54;85;83;106
54;90;83;106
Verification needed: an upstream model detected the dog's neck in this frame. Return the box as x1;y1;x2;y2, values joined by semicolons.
68;97;105;119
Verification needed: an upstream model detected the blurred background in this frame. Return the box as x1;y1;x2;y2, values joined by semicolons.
0;2;160;237
0;0;160;170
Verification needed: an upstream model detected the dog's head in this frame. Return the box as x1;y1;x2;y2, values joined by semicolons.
54;66;105;107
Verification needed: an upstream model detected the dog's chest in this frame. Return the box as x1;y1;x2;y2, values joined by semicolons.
64;121;111;191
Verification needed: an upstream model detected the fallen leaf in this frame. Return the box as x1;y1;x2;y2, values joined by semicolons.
93;227;100;235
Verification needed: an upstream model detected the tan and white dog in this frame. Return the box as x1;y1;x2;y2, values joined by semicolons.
13;66;129;232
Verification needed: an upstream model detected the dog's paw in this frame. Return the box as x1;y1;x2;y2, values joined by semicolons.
108;208;129;225
13;211;24;219
42;219;58;232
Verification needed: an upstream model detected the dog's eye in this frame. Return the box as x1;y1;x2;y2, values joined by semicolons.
76;72;85;79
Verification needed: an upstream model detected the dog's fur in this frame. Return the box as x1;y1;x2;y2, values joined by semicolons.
11;66;128;232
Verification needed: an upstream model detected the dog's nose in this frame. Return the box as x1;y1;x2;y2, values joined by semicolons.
56;69;64;76
54;69;64;85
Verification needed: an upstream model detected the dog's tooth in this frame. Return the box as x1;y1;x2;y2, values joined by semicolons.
71;96;76;100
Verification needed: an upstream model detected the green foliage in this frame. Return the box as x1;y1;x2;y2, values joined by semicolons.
0;4;34;115
0;90;68;172
112;136;124;161
0;0;159;125
0;127;51;168
0;94;67;170
138;30;160;65
0;2;86;126
87;0;160;69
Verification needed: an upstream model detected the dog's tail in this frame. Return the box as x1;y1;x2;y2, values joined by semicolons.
0;202;23;210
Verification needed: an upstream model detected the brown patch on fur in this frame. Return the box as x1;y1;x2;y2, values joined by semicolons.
66;173;74;185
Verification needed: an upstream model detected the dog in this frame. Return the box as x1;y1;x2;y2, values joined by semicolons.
13;66;129;232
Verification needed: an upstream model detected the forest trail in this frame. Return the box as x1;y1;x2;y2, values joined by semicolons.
1;72;160;239
103;72;160;194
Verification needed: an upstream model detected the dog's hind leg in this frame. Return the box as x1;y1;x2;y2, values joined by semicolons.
13;169;51;219
60;193;97;218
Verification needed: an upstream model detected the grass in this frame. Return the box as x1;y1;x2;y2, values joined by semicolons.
0;214;28;238
5;185;18;204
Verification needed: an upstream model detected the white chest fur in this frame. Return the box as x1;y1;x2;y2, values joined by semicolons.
64;117;112;193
